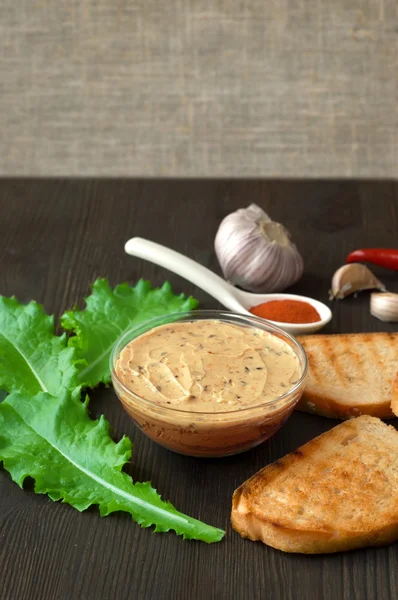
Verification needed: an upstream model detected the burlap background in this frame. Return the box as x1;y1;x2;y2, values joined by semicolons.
1;1;396;177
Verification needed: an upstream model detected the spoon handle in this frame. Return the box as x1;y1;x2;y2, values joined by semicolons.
124;237;246;313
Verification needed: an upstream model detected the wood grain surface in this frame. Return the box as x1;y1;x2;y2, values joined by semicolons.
0;2;397;178
0;179;398;600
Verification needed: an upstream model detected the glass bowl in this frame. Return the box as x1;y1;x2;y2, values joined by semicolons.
110;310;308;458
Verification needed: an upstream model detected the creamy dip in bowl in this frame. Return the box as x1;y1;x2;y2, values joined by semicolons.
111;311;308;457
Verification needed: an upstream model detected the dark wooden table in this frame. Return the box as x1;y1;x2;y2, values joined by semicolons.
1;180;397;600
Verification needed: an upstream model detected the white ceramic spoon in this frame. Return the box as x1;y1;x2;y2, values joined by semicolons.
124;237;332;335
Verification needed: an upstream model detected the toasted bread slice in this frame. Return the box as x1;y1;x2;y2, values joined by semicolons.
296;332;398;419
231;416;398;553
391;373;398;417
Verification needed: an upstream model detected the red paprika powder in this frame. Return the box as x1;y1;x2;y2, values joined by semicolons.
249;299;320;324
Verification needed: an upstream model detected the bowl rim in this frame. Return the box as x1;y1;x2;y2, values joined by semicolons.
110;310;308;416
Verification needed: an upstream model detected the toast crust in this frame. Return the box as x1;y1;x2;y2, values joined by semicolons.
231;416;398;553
391;373;398;417
297;390;394;420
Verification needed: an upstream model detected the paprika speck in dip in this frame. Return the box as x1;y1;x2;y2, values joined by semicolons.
249;299;321;324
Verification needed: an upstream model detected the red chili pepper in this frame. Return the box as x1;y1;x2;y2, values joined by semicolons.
346;248;398;271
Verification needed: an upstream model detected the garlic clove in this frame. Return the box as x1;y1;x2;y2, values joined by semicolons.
370;292;398;322
214;204;304;294
329;263;386;300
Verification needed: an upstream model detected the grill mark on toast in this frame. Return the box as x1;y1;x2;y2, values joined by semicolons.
319;337;350;386
362;332;383;390
302;348;322;385
360;333;397;396
378;333;398;369
335;337;366;387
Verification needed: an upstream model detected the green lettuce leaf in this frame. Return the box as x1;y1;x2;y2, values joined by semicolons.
61;279;199;388
0;290;223;543
0;390;224;543
0;297;80;397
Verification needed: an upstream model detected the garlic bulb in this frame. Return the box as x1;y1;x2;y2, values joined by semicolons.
214;204;304;293
370;292;398;322
329;264;386;300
